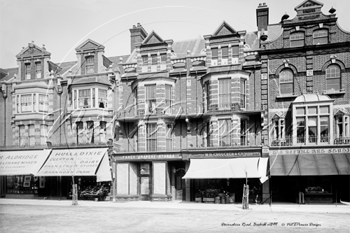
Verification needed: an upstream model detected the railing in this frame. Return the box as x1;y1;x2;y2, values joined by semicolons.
271;135;350;146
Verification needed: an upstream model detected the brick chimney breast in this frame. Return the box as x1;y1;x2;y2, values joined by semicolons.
256;3;269;31
129;23;148;53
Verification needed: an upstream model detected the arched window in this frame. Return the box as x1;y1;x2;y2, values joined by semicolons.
313;29;328;45
290;32;305;47
326;65;341;91
279;69;294;95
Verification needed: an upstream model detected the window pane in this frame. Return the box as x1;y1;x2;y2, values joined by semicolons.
320;106;329;114
326;65;341;91
79;89;91;108
222;47;228;58
151;55;157;65
308;117;317;126
296;107;305;115
98;89;107;108
161;54;167;62
308;107;317;115
280;70;293;95
142;56;148;65
232;46;239;56
212;48;218;59
219;79;231;109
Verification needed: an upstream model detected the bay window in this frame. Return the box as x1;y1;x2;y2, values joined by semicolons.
21;94;33;112
164;84;172;114
240;78;246;109
38;94;48;112
294;105;330;144
73;87;108;109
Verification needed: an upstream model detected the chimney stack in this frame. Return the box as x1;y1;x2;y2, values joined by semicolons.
129;23;148;53
256;3;269;31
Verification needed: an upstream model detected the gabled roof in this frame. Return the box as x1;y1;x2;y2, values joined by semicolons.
172;37;205;58
212;21;237;36
294;0;323;11
142;31;164;45
75;39;105;51
16;42;51;59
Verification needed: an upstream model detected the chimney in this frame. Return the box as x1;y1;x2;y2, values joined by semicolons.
256;3;269;31
129;23;148;53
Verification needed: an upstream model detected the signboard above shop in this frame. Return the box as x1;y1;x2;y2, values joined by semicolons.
114;153;182;161
270;147;350;156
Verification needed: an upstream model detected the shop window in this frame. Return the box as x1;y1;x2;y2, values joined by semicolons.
25;63;31;80
85;56;94;74
240;78;246;109
218;119;231;147
313;29;328;45
290;32;305;47
35;62;42;79
295;105;330;144
6;175;37;194
146;123;157;151
326;65;341;91
38;94;48;112
218;78;231;110
279;69;294;95
40;124;48;145
145;85;156;114
164;84;172;114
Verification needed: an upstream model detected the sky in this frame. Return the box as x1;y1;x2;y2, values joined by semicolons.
1;0;349;69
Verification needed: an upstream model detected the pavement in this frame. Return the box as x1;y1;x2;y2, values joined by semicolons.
1;198;349;213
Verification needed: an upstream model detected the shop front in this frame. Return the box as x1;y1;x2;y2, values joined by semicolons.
0;149;52;198
112;152;184;201
182;148;270;204
36;147;112;201
269;147;350;204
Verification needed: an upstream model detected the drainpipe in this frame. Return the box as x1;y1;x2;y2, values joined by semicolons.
1;83;8;146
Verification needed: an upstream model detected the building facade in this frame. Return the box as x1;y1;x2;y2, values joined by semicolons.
1;0;349;203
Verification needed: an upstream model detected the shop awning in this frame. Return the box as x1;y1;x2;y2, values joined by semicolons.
0;150;51;176
183;158;269;182
269;153;350;176
36;148;111;182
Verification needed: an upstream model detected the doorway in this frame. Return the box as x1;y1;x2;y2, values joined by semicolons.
139;163;151;200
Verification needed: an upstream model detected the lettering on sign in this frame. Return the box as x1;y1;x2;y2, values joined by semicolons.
189;152;261;159
271;148;350;155
115;154;181;161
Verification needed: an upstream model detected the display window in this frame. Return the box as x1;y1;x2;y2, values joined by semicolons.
6;175;38;194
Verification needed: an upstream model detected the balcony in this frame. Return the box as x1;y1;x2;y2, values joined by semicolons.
271;135;350;147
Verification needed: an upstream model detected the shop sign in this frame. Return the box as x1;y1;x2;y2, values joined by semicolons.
36;148;108;176
271;147;350;155
115;153;182;161
185;151;261;159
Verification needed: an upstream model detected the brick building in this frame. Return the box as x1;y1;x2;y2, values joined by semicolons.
1;0;349;203
258;0;350;203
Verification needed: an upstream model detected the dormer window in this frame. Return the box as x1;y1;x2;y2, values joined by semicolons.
151;54;157;65
85;56;94;74
161;54;167;63
290;32;305;47
313;29;328;45
142;55;148;65
35;62;42;79
222;47;228;59
25;63;31;80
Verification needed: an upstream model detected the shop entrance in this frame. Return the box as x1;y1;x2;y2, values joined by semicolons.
139;163;151;200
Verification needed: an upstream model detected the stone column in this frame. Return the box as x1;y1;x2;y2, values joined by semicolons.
116;162;129;200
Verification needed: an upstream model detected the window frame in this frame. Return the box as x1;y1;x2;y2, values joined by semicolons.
218;78;231;110
240;78;247;109
326;64;341;92
313;29;328;45
145;84;156;114
25;63;31;80
85;55;95;74
218;118;232;147
290;32;305;47
146;123;157;152
279;69;294;96
35;62;42;79
72;87;108;109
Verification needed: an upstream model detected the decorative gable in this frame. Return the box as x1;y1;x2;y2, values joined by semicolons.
213;21;236;37
16;42;51;59
75;39;105;52
142;31;164;45
294;0;323;15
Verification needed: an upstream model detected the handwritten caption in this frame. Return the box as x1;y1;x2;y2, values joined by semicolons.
221;222;321;227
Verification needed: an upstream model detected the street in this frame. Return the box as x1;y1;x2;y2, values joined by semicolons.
0;200;350;233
